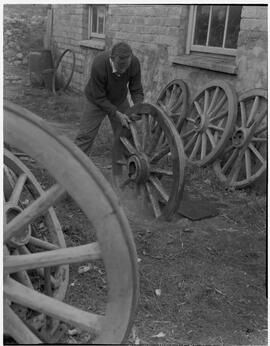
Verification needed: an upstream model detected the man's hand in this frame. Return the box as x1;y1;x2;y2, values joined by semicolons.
115;111;131;128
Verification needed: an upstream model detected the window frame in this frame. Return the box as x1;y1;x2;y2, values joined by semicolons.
186;5;241;56
88;5;106;39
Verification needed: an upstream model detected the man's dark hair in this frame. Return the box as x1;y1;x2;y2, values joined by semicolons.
111;42;133;58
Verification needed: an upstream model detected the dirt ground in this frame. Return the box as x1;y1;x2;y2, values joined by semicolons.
3;6;267;345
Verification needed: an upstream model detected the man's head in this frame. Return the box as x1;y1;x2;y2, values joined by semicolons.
111;42;133;74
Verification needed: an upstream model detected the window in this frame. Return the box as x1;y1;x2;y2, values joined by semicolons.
88;5;106;39
187;5;242;56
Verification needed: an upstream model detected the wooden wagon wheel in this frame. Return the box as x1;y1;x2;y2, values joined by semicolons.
4;148;69;342
180;80;237;166
112;102;186;221
213;89;267;188
52;49;76;94
156;79;188;130
4;100;139;344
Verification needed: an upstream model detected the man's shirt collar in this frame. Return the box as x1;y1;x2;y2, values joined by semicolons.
109;57;118;74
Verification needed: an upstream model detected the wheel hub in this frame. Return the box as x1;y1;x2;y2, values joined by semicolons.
232;128;248;148
5;204;31;247
194;115;207;132
127;154;149;183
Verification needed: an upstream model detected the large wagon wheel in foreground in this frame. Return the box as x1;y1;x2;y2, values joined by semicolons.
180;80;237;166
4;101;139;344
213;89;267;188
156;79;188;130
112;102;186;220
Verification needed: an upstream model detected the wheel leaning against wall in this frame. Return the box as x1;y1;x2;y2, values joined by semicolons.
3;100;139;344
213;88;267;188
180;80;238;167
52;49;76;94
156;79;189;131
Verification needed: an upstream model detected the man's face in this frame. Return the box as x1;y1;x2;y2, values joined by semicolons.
112;54;132;74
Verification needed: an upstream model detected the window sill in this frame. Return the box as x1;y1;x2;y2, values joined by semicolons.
79;39;105;50
171;53;237;75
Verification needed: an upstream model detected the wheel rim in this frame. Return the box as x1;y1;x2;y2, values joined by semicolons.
213;89;267;188
52;49;76;94
180;80;237;166
4;100;139;344
156;79;188;130
112;102;186;220
4;148;69;341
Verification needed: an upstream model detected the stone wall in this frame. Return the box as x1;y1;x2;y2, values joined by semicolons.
235;6;268;93
51;4;84;92
50;5;267;99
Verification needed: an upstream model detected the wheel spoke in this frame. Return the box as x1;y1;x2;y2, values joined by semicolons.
12;269;34;289
239;101;247;127
150;145;170;164
141;114;150;151
190;134;201;160
147;126;162;155
203;90;210;115
213;118;225;142
120;137;137;155
186;117;196;123
207;86;220;114
29;236;60;251
149;176;169;202
247;96;259;126
115;159;127;166
184;133;197;151
119;178;132;190
5;277;103;334
4;184;66;244
145;182;161;218
129;123;141;152
255;124;267;136
208;124;224;133
210;108;228;122
18;245;61;289
5;242;101;274
201;133;207;160
248;143;266;165
150;167;173;176
221;148;238;174
206;129;216;148
4;302;42;344
209;94;227;117
252;136;267;143
228;150;245;183
244;148;252;179
194;101;203;116
181;128;196;140
9;173;27;205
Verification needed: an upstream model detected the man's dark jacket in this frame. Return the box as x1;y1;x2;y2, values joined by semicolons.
85;51;144;116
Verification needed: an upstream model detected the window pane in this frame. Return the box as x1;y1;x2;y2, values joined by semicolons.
225;5;242;48
98;17;104;34
193;5;210;45
98;7;105;34
209;6;227;47
92;6;97;33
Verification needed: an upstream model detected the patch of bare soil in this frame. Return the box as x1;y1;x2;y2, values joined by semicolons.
3;5;267;345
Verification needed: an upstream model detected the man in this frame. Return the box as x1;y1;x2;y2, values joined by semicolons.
75;41;144;156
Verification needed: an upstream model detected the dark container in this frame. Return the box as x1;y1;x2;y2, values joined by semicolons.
29;50;53;86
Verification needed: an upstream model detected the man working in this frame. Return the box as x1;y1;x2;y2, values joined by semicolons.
75;41;144;155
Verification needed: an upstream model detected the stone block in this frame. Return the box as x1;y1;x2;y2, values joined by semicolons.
242;5;257;18
240;18;267;32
